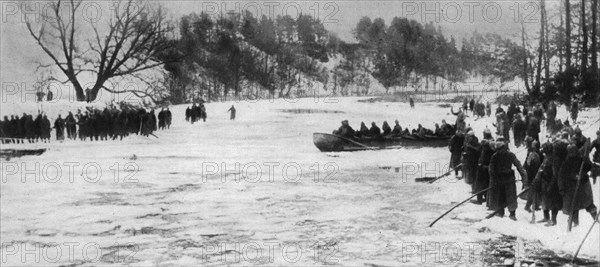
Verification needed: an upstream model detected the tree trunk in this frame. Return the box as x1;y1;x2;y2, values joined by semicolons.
521;24;532;94
566;0;572;68
592;0;598;74
535;0;545;92
581;0;588;75
543;1;550;87
559;0;565;73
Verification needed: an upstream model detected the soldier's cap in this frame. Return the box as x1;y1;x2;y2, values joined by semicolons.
541;142;553;154
495;141;506;149
483;128;491;134
467;130;474;136
574;127;582;134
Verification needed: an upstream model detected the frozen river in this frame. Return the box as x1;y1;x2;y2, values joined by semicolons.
1;97;598;266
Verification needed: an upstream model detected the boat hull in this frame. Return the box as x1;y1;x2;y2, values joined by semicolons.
313;133;449;152
0;148;47;158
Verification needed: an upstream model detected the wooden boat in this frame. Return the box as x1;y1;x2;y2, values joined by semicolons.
313;132;450;152
0;148;47;159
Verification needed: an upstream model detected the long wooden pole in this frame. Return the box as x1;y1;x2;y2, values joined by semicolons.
425;164;462;184
572;209;600;263
429;187;491;227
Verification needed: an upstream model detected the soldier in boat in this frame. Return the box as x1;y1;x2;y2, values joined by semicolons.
391;120;402;136
382;121;392;136
333;120;355;138
357;122;370;138
369;122;382;138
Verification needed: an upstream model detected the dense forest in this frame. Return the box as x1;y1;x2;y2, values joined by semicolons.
159;11;531;103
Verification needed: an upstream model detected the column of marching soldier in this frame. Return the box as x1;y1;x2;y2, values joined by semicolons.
449;101;600;227
0;106;174;143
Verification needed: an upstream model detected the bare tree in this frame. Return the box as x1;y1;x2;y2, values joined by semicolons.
580;0;588;75
26;0;174;102
565;0;572;68
592;0;598;75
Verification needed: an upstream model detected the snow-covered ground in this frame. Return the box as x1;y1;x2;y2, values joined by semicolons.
1;97;599;266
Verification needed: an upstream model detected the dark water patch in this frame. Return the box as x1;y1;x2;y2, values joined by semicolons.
136;213;161;219
70;193;131;206
168;183;201;193
200;233;225;238
25;229;58;237
278;109;344;114
169;239;202;249
92;225;122;237
124;226;181;237
58;259;86;267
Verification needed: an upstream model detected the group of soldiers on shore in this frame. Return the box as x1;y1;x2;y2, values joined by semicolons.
462;98;493;119
0;106;173;143
185;103;207;124
333;119;456;139
449;102;599;227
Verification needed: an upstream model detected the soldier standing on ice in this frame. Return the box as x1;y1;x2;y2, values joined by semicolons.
462;130;480;188
532;142;562;226
449;130;465;177
469;99;475;114
65;112;77;139
158;108;166;130
228;105;236;120
409;98;414;109
185;106;191;122
558;144;598;227
546;102;557;133
474;138;493;205
488;139;527;220
523;141;542;213
451;107;466;132
512;114;527;147
165;108;172;129
485;102;492;117
526;111;540;142
590;130;600;184
570;101;579;123
54;114;65;140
